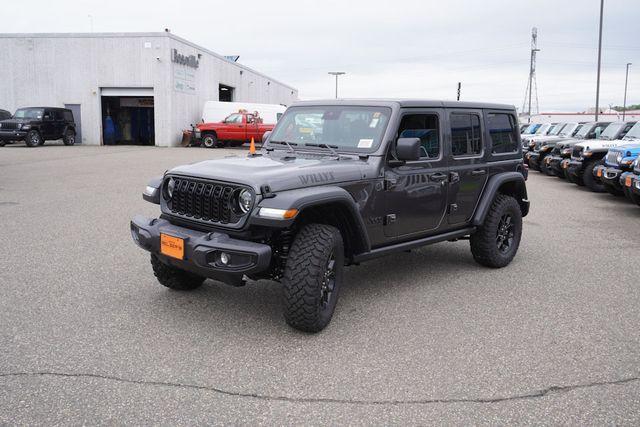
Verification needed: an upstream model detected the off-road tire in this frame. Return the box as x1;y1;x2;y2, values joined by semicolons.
202;133;218;148
63;130;76;146
0;140;5;147
583;160;606;193
282;224;344;333
25;130;43;147
604;184;623;197
150;254;205;290
470;194;522;268
624;187;640;206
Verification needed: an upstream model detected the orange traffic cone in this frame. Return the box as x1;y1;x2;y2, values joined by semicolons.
249;137;256;155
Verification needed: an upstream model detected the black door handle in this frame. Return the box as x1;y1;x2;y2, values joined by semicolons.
471;169;487;176
430;172;447;182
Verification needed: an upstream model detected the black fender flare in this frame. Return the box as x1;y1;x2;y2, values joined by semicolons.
472;172;529;226
62;125;76;136
250;186;371;253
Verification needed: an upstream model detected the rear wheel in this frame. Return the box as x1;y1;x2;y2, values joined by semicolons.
282;224;344;333
0;140;5;147
150;254;205;291
25;130;43;147
583;160;606;193
624;187;640;206
470;194;523;268
604;184;623;196
63;130;75;146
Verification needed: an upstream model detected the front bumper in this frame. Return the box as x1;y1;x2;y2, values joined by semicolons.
130;215;272;285
626;173;640;196
547;155;564;175
601;166;624;189
0;130;27;141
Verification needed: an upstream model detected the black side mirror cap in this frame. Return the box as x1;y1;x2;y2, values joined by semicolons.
396;137;421;161
142;176;163;204
262;130;272;144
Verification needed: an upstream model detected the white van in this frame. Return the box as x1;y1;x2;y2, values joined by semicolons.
201;101;286;125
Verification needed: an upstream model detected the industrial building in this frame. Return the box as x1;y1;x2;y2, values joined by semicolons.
0;32;298;146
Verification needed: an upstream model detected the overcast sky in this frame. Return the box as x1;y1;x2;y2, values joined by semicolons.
3;0;639;112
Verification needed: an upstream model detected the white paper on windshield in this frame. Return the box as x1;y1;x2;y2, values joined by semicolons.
358;138;374;148
369;118;379;128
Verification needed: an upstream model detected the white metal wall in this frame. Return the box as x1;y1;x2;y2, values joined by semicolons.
0;33;298;147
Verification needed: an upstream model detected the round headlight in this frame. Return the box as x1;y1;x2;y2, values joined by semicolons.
166;178;175;199
237;189;253;214
616;153;623;163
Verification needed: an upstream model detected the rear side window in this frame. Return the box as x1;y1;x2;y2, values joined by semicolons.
64;111;74;122
450;113;482;157
488;113;518;154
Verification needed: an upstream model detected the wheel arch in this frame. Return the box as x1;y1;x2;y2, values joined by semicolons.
472;172;529;226
251;186;371;260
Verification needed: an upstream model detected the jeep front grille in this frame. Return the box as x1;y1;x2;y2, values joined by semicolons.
572;146;583;159
606;151;619;166
166;177;243;225
0;122;20;130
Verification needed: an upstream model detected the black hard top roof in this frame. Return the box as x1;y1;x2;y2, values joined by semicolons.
291;98;515;110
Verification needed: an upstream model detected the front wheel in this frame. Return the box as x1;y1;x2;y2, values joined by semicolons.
202;133;218;148
282;224;344;333
63;130;76;145
583;160;606;193
25;130;43;147
150;254;205;291
470;194;523;268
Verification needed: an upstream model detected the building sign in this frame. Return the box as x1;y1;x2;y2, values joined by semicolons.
174;67;196;94
172;49;199;68
120;97;154;108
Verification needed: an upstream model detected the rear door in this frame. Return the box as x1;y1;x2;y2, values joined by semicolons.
53;110;66;138
41;109;56;139
446;109;487;224
384;109;448;238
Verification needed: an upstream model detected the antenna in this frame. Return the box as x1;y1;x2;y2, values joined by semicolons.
522;27;540;123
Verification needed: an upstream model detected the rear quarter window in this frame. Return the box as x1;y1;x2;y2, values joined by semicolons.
488;113;518;154
64;111;74;122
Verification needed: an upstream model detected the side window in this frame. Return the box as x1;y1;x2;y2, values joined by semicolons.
43;110;54;121
64;111;74;122
225;113;242;123
488;113;518;154
621;122;635;138
450;113;482;157
397;113;440;159
53;110;64;121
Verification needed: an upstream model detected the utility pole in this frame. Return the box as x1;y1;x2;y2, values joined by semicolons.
457;82;461;101
522;28;540;124
623;62;632;120
595;0;604;120
328;72;346;99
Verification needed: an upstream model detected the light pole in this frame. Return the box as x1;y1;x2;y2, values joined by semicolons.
623;62;632;120
595;0;604;121
328;72;346;99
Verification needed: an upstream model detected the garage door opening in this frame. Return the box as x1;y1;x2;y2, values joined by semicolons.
101;96;155;145
219;84;234;102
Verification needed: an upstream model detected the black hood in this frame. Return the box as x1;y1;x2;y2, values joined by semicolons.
167;151;380;193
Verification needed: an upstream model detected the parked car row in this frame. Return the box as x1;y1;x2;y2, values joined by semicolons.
523;120;640;205
0;106;77;147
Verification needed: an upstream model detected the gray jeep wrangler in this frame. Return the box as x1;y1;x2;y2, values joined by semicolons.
131;100;529;332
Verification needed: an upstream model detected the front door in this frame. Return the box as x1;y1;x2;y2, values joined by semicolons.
446;109;488;224
384;110;448;238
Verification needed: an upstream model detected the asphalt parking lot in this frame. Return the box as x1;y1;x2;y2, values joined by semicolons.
1;143;639;425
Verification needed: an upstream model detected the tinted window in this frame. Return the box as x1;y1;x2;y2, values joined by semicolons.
63;111;74;122
397;113;440;159
488;113;518;153
450;113;482;157
53;110;64;120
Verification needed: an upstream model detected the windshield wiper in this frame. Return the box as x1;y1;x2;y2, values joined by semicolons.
305;143;340;157
269;140;297;153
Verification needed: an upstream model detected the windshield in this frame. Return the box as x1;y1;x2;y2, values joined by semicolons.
624;122;640;139
268;106;391;152
535;124;551;135
13;108;44;119
600;122;625;140
558;123;578;136
549;124;565;136
575;123;595;138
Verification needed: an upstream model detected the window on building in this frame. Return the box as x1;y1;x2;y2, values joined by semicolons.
397;114;440;159
219;84;234;102
451;113;482;157
488;113;518;154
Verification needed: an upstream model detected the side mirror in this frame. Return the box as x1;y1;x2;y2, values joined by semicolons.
262;130;272;144
396;137;421;161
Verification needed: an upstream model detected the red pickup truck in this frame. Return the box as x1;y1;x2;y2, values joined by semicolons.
196;112;274;148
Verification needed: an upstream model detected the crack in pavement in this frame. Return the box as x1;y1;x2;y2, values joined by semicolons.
0;371;638;405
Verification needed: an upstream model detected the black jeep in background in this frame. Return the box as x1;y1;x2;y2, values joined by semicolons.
131;99;529;332
0;109;11;121
0;107;76;147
